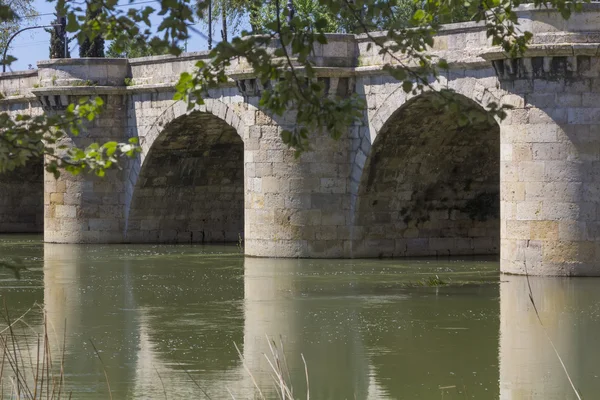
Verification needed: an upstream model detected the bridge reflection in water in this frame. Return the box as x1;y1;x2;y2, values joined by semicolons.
36;243;600;399
499;275;600;399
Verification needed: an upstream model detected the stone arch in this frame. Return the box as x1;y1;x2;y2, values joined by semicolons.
369;76;501;143
137;99;246;157
125;99;247;244
353;90;501;257
0;157;44;233
351;74;504;200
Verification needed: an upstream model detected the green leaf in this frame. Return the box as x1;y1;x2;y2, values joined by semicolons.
281;130;292;144
413;9;426;22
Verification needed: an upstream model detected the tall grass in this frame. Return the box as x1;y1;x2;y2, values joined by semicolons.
232;336;309;400
0;305;70;399
0;303;305;400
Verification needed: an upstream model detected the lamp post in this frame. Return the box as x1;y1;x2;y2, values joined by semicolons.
287;0;295;22
2;23;62;73
208;0;212;49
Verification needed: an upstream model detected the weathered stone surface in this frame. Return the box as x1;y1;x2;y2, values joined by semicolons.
0;160;43;233
3;5;600;275
43;92;129;244
354;93;500;258
127;110;244;244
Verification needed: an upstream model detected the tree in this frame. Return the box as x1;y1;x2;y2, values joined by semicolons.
208;0;212;48
198;0;247;43
0;0;584;176
106;36;183;58
0;0;37;57
251;0;343;33
79;5;104;58
249;0;259;33
48;15;70;59
0;0;38;65
221;0;227;41
106;37;161;58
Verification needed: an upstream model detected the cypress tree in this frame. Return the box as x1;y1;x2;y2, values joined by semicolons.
48;15;70;59
79;7;105;57
250;0;259;33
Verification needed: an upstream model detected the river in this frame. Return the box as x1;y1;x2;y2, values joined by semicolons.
1;235;599;399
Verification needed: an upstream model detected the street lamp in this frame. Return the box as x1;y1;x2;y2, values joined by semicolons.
2;23;63;73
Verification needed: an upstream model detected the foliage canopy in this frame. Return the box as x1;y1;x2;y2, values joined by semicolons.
0;0;37;57
0;0;586;176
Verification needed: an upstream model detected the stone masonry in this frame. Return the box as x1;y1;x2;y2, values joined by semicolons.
0;159;43;233
483;5;600;275
127;110;244;244
2;5;600;275
353;93;500;258
0;70;44;233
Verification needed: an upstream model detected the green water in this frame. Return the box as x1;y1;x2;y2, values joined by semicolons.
1;235;599;399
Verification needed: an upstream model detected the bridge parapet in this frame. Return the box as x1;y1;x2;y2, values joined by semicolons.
356;22;491;70
128;51;211;86
0;70;38;102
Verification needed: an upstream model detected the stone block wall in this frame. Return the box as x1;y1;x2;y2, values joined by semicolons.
353;92;500;257
0;70;38;100
128;52;211;86
0;70;44;233
41;59;130;243
355;21;490;70
122;86;248;244
2;5;600;275
37;58;128;87
486;4;600;276
243;92;354;258
0;160;43;233
123;78;356;256
496;55;600;276
126;110;244;244
44;165;127;243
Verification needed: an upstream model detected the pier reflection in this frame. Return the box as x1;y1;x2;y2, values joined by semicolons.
27;240;600;399
44;243;140;397
499;275;600;399
242;257;376;399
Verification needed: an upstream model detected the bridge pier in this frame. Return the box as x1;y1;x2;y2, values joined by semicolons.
488;5;600;275
39;59;130;243
498;92;600;276
243;117;354;258
0;71;44;234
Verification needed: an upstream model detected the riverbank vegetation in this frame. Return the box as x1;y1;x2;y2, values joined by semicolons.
0;306;306;399
0;305;68;399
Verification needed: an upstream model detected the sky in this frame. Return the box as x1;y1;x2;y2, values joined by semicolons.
6;0;244;72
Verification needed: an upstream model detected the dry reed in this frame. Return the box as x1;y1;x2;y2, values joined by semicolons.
0;304;70;400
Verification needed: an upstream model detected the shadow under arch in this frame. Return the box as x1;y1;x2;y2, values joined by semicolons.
353;91;501;257
125;101;246;244
0;156;43;233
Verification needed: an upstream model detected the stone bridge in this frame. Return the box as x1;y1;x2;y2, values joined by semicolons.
2;5;600;276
